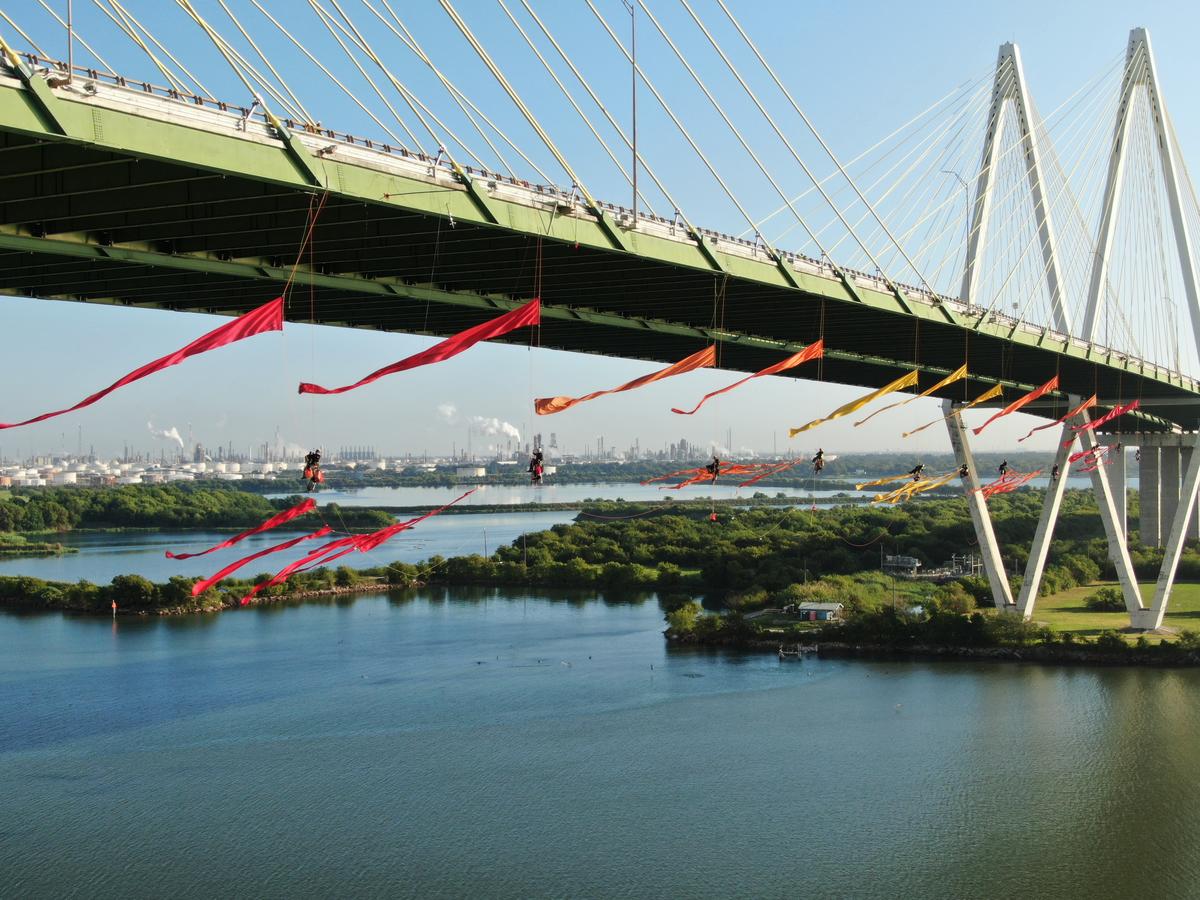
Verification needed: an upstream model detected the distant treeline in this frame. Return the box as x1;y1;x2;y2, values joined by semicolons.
0;484;393;533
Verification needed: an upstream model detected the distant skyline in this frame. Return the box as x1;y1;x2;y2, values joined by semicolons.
4;1;1198;460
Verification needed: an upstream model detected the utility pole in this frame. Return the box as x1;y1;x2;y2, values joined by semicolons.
622;0;638;222
66;0;74;85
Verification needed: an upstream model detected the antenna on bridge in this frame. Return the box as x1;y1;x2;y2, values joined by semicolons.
65;0;73;86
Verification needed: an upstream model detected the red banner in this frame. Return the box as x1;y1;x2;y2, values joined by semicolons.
671;340;823;416
238;489;477;605
0;297;284;430
166;498;317;560
1067;399;1139;441
536;345;716;415
299;299;540;395
189;526;334;597
972;376;1058;436
1017;394;1096;442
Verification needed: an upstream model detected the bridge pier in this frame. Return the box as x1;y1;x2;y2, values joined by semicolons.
1139;446;1161;546
943;399;1015;613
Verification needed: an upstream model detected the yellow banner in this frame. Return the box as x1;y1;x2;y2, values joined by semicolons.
854;364;968;427
855;472;916;490
873;470;958;504
902;384;1003;439
790;370;920;436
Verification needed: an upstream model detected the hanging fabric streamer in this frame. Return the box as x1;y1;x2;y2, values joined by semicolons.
853;364;968;427
672;340;823;416
855;471;919;490
903;384;1002;439
166;498;317;559
978;470;1041;499
189;526;334;597
789;369;920;436
1018;394;1097;442
1069;446;1102;465
1068;399;1139;440
0;297;284;430
972;376;1058;436
536;345;716;415
299;299;540;395
873;470;958;504
238;489;477;605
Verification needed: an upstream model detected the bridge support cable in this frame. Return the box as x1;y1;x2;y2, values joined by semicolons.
343;0;557;185
90;0;194;96
1013;404;1091;620
437;0;632;252
698;0;933;299
632;1;827;292
173;1;307;125
942;399;1014;610
213;0;314;127
495;0;658;219
103;0;217;99
246;0;417;152
300;0;468;164
584;0;842;288
515;0;694;235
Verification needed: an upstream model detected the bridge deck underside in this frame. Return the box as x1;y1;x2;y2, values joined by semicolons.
1;127;1198;432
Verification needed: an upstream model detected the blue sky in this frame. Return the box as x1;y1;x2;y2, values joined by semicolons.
2;0;1198;460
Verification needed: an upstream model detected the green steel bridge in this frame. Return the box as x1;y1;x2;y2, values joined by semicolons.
2;9;1200;630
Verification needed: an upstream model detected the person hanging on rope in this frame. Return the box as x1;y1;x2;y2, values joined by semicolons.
528;448;545;486
908;462;925;482
958;463;969;479
812;448;825;474
302;448;323;492
706;455;721;483
998;459;1009;477
1051;464;1060;482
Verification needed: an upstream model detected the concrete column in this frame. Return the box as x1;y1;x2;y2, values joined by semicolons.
1140;446;1161;547
1161;446;1181;549
1111;448;1127;543
1185;447;1200;543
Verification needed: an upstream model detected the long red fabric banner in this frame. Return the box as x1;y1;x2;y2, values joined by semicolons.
299;299;540;396
238;489;477;605
671;339;823;416
165;498;317;560
1068;399;1139;439
0;297;284;430
972;375;1059;436
536;345;716;416
1017;394;1096;442
189;526;333;597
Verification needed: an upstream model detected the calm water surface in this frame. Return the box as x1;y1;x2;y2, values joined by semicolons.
2;590;1198;899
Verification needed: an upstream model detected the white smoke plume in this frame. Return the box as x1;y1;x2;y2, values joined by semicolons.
437;403;459;424
147;422;185;449
469;416;520;443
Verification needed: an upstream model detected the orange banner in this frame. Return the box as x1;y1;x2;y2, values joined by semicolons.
673;340;823;415
1018;394;1096;442
536;345;716;415
972;376;1059;436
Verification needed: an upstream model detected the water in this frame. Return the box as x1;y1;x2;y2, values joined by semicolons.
266;481;836;507
0;511;576;583
3;592;1199;899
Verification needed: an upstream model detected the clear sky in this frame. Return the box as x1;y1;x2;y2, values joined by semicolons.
2;0;1198;461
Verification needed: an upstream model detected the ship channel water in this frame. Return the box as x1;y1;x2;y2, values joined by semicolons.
3;584;1200;898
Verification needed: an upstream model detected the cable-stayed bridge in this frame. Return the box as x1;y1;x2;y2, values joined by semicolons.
2;4;1200;630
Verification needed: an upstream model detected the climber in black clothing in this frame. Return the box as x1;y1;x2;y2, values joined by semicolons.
909;463;925;482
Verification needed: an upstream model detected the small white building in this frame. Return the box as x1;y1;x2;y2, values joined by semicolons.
786;602;845;622
456;466;487;478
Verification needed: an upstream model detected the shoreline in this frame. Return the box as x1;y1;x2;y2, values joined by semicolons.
668;634;1200;667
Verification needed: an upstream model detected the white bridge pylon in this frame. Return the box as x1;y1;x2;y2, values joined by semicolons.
952;28;1200;630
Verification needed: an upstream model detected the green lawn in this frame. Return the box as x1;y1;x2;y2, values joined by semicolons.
1033;581;1200;639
